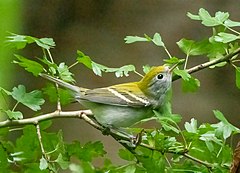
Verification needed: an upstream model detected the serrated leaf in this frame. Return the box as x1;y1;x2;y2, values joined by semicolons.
236;67;240;89
124;36;148;43
12;85;45;111
5;110;23;120
224;19;240;27
213;110;240;135
118;149;135;161
187;12;201;20
152;33;165;47
35;38;55;49
184;118;197;133
76;50;92;69
174;69;190;81
142;65;151;74
14;54;44;76
199;8;220;26
6;33;35;49
55;154;69;169
124;165;136;173
215;11;229;23
57;62;75;82
39;157;48;170
91;62;105;76
67;141;106;162
112;65;135;77
182;76;200;92
177;39;209;56
163;57;185;65
6;33;55;50
213;110;230;124
214;32;240;43
43;83;72;105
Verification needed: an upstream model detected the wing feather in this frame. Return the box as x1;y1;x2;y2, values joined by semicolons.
80;82;150;107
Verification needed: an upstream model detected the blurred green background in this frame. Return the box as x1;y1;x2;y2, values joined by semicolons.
1;0;239;164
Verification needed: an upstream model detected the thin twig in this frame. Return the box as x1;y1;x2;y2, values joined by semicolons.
36;123;47;159
173;47;240;81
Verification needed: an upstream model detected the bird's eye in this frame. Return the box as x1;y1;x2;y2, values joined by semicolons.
156;73;164;80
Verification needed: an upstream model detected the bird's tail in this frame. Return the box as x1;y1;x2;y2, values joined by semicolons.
39;73;83;93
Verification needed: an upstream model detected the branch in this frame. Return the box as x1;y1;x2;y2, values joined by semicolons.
0;110;93;128
173;47;240;81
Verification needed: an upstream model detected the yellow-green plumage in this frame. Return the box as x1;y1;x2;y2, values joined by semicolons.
40;66;172;127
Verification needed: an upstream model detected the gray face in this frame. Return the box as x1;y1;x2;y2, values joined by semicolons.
147;69;172;107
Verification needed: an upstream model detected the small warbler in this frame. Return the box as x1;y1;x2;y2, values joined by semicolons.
40;65;173;128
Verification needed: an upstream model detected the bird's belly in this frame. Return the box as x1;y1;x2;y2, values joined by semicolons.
81;101;153;127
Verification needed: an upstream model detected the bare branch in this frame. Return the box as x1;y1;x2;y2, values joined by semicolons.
0;110;93;128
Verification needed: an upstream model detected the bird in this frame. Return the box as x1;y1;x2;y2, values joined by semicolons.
40;65;173;128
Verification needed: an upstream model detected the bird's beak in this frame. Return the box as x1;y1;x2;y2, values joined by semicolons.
169;63;178;73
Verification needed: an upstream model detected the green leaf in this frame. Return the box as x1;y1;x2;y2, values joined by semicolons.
124;165;136;173
0;87;12;96
199;8;220;26
14;54;44;76
213;110;240;139
105;65;136;77
187;12;201;20
224;19;240;27
177;39;209;56
182;76;200;92
236;67;240;89
5;110;23;120
184;118;197;133
152;33;165;47
91;62;105;76
57;62;75;82
39;157;48;170
0;145;9;171
6;33;35;49
174;69;190;81
67;141;106;162
206;38;227;59
163;57;185;65
124;36;148;43
188;8;229;27
55;154;69;169
43;83;72;105
215;11;229;23
118;149;135;161
12;85;45;111
76;50;92;69
214;32;240;43
142;65;151;74
6;33;55;50
35;38;55;50
69;163;83;173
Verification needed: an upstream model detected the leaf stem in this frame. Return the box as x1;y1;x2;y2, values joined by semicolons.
184;54;189;70
47;49;54;63
225;25;240;35
12;102;19;111
134;70;144;77
164;47;172;58
68;61;79;69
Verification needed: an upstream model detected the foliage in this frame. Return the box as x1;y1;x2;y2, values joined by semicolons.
0;8;240;172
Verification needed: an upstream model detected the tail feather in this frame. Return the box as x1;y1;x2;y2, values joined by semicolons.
40;73;82;93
